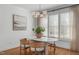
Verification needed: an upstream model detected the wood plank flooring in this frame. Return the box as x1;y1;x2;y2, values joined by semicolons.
0;46;79;55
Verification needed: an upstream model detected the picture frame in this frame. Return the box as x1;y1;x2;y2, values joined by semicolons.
13;14;27;31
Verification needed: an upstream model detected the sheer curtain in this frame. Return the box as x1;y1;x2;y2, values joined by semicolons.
70;5;79;51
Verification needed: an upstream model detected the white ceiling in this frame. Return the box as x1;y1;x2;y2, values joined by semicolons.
12;4;62;11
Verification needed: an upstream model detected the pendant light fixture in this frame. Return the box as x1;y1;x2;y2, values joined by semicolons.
32;4;47;18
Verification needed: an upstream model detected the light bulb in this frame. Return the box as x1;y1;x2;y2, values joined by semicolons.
40;14;44;18
42;10;47;15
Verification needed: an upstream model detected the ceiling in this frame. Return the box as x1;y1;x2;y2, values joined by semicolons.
12;4;63;11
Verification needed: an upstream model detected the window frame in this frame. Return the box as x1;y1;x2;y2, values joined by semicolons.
48;10;71;41
48;13;59;39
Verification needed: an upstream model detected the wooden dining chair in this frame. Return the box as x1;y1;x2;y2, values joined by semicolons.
30;41;46;55
48;41;56;55
20;38;31;55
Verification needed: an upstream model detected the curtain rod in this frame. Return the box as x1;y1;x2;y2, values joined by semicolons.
48;4;79;12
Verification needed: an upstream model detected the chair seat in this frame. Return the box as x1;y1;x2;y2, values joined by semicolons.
21;45;30;48
31;48;44;52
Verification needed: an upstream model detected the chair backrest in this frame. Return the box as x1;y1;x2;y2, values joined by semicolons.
30;41;46;48
20;38;29;45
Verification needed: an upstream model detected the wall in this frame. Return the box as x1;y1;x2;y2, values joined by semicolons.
0;5;34;51
0;5;71;52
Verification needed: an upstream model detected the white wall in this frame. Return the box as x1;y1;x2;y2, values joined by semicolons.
0;5;34;51
0;5;71;52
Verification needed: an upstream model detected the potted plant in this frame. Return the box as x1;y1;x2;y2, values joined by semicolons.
32;26;45;38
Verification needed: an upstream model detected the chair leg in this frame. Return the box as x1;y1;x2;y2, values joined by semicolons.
20;46;21;55
50;45;52;51
35;48;37;55
24;45;26;55
53;42;56;55
24;48;27;55
29;47;31;55
41;51;44;55
44;47;46;55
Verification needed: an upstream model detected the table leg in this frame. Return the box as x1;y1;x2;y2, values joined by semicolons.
54;41;56;55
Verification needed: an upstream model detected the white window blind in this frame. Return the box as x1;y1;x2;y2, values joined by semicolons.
60;12;71;40
49;14;59;38
48;8;72;41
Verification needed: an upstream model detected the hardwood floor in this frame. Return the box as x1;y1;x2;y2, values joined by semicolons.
0;46;79;55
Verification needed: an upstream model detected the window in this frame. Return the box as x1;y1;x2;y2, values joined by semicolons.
48;14;59;38
48;9;71;40
60;12;71;40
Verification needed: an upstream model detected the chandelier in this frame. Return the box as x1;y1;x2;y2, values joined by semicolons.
32;5;47;18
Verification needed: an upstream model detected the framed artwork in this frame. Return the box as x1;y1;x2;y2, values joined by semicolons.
13;14;27;31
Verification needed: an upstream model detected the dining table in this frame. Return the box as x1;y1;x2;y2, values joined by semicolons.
28;37;58;55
